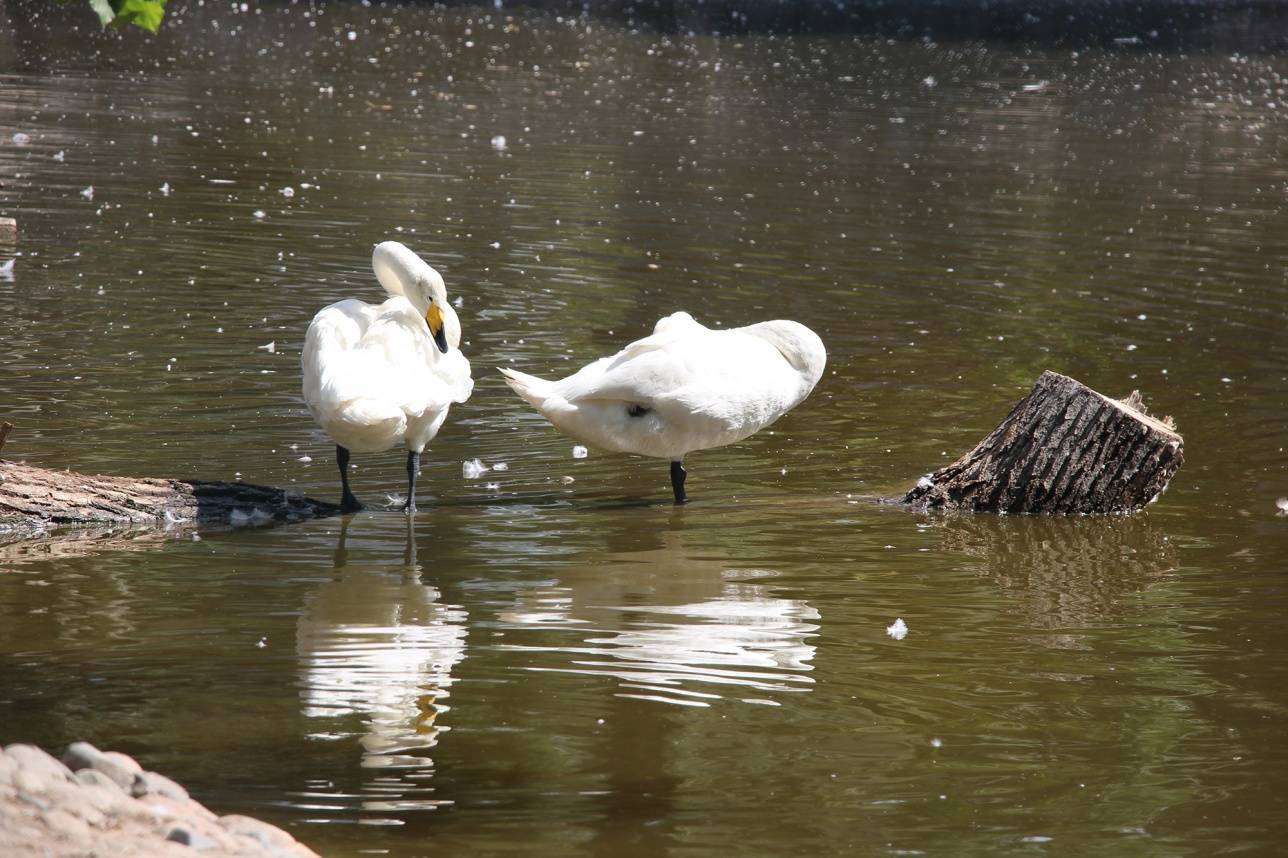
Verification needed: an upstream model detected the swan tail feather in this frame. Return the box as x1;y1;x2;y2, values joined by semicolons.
499;367;555;409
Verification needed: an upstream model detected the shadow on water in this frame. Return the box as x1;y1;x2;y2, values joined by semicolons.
426;0;1288;49
6;0;1288;63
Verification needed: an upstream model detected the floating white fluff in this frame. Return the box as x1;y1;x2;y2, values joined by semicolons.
572;445;588;459
462;458;490;479
886;618;909;640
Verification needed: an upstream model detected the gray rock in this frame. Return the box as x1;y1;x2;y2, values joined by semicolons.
3;743;322;857
42;807;91;841
166;825;221;850
101;750;144;776
4;744;74;787
219;814;296;850
0;753;20;788
131;770;190;802
75;767;125;794
60;741;104;772
15;790;50;811
67;770;130;817
62;742;139;791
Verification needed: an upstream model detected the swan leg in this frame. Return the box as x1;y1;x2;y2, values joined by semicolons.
337;445;363;513
670;460;688;505
402;450;419;514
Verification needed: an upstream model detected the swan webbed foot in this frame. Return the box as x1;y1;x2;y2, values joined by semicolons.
340;493;364;514
670;460;688;505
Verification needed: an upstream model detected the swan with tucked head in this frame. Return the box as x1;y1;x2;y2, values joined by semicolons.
302;241;473;513
500;311;825;503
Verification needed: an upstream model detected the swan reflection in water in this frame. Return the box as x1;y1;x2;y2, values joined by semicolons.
498;522;820;707
296;517;467;814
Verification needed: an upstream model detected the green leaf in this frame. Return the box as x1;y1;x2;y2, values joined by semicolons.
86;0;167;32
87;0;116;27
112;0;166;32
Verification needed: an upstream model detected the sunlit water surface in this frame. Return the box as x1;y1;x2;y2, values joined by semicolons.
2;3;1288;856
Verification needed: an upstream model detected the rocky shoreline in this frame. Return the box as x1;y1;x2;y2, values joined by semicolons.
0;742;320;857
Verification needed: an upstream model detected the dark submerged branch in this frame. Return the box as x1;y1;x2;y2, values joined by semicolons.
0;459;340;534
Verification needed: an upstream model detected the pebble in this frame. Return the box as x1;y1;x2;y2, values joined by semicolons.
167;824;222;850
62;742;138;791
131;770;189;802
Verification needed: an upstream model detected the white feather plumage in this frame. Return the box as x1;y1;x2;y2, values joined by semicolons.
500;311;825;500
302;241;472;511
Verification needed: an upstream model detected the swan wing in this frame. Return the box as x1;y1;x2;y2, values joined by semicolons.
502;312;820;460
557;327;786;408
303;297;472;452
531;326;791;458
355;298;473;412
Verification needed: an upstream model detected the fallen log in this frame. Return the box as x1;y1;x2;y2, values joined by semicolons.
0;459;340;532
899;371;1183;514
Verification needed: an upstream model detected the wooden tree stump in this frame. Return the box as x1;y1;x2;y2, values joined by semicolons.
0;459;340;532
900;371;1183;514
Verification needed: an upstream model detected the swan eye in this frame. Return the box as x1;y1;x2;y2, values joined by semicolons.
626;404;650;418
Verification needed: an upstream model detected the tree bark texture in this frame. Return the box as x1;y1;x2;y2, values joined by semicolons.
0;460;340;532
900;371;1183;514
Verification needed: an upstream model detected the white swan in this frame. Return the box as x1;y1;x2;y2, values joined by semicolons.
500;311;826;503
302;241;473;514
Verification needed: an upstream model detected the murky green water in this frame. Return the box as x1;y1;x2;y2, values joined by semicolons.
3;3;1288;856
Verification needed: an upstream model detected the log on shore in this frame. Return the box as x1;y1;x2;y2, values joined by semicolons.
900;371;1183;514
0;459;340;532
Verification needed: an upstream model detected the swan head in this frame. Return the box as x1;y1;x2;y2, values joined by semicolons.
371;240;460;353
745;320;827;391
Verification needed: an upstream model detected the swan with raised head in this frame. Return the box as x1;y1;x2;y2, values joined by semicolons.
499;311;825;503
302;241;473;514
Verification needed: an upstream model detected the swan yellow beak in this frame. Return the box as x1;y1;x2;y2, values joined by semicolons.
427;304;448;353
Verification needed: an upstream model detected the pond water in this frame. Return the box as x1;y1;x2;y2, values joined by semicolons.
3;3;1288;856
